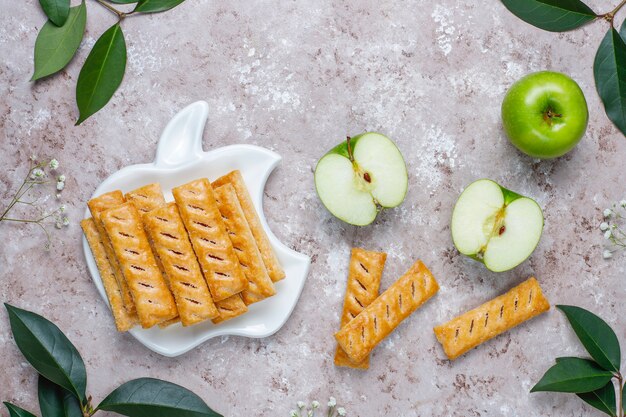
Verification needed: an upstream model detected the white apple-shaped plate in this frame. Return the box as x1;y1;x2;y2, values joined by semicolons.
82;101;311;357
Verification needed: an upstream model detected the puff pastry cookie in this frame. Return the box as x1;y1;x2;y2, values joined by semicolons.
213;171;285;282
81;218;136;331
125;183;166;214
173;179;247;301
143;202;219;326
434;277;550;360
101;202;178;328
212;294;248;324
334;248;386;369
88;191;135;314
214;184;275;305
335;260;439;363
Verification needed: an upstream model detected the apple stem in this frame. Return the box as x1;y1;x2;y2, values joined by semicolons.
346;136;354;162
543;107;562;126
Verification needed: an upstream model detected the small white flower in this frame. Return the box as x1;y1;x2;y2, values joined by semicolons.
328;397;336;407
56;193;62;199
604;230;612;239
49;159;59;170
297;401;306;409
603;250;613;259
30;155;38;162
307;411;313;417
311;401;319;409
337;407;346;416
62;216;69;226
620;200;626;208
604;208;612;218
59;205;66;213
290;411;298;417
600;222;609;231
58;174;66;182
31;168;45;179
56;181;65;191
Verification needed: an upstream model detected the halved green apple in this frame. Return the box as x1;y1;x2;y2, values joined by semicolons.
314;132;408;226
451;179;544;272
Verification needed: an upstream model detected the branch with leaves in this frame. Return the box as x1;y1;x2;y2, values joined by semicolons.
501;0;626;137
2;304;222;417
32;0;185;125
531;305;624;417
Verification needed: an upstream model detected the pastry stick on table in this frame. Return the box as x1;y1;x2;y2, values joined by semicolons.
212;294;248;324
335;260;439;363
101;202;178;328
173;178;247;302
88;191;136;315
144;202;219;326
334;248;386;369
433;277;550;360
214;184;275;305
212;170;285;282
81;218;137;331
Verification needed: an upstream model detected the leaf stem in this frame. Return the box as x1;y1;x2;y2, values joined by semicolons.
601;0;626;24
93;0;134;20
618;373;624;417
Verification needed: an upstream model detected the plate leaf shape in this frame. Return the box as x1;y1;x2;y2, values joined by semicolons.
531;357;614;393
76;23;126;125
576;380;617;417
32;1;87;81
500;0;596;32
557;305;621;372
97;378;223;417
39;376;83;417
4;403;38;417
594;25;626;137
134;0;186;13
4;304;87;404
39;0;70;26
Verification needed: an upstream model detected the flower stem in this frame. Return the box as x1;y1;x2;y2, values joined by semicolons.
618;373;624;417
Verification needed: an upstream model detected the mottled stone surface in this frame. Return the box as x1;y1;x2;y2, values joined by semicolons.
1;0;626;416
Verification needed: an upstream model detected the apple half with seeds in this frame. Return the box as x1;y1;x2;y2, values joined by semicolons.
451;179;543;272
314;132;408;226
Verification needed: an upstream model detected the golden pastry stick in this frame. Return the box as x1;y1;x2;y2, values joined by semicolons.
81;218;137;332
212;170;285;282
335;260;439;363
143;202;219;326
125;183;166;214
212;294;248;324
88;191;135;314
433;277;550;360
101;202;178;328
173;179;247;302
334;248;386;369
213;184;275;305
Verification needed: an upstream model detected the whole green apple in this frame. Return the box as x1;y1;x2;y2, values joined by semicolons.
501;71;588;159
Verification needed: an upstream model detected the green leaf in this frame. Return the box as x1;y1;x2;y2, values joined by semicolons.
577;381;617;417
75;23;126;125
500;0;596;32
4;403;38;417
594;27;626;137
39;376;83;417
4;304;87;404
134;0;185;13
39;0;70;26
531;357;614;393
557;305;621;372
97;378;223;417
32;2;87;81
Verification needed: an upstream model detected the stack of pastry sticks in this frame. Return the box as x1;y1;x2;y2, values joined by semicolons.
81;170;285;331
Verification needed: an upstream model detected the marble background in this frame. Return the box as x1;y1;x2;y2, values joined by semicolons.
1;0;625;416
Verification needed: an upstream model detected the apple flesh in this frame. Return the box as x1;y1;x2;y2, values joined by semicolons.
502;71;588;159
314;132;408;226
451;179;543;272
